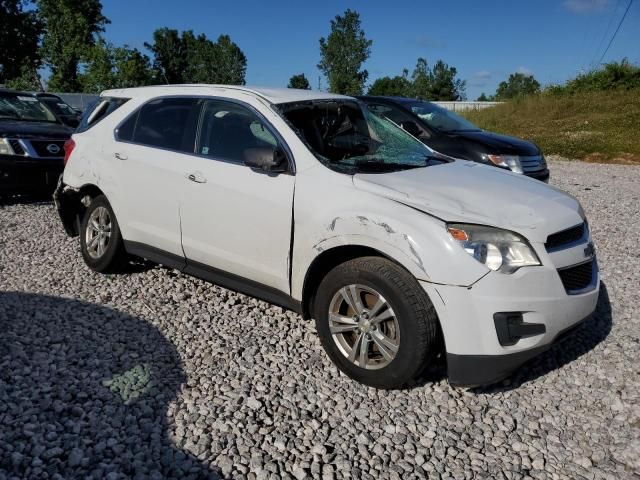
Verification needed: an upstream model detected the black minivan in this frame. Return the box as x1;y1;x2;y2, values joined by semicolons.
0;89;73;197
359;96;549;181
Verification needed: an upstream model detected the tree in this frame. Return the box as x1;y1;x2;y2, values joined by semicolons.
0;0;43;85
429;60;466;100
145;28;186;84
287;73;311;89
37;0;109;92
80;39;154;93
410;58;466;100
367;69;411;96
476;92;489;101
495;72;541;100
145;29;246;85
318;9;372;95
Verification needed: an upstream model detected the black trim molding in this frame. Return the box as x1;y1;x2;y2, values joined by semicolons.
123;241;302;314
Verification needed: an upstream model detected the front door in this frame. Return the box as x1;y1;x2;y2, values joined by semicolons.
179;99;295;293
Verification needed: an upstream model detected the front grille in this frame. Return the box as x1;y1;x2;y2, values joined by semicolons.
29;140;65;158
520;155;546;173
8;139;25;155
545;222;586;251
558;260;594;293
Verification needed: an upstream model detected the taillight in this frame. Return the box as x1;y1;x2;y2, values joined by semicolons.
63;138;75;166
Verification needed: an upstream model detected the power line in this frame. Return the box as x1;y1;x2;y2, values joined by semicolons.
589;0;621;69
597;0;634;65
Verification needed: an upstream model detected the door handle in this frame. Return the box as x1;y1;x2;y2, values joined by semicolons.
114;152;128;161
186;172;207;184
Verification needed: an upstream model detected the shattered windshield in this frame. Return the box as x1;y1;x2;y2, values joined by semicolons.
0;93;58;123
276;99;446;173
407;101;480;132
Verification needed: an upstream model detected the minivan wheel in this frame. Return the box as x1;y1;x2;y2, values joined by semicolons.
80;195;127;273
314;256;440;389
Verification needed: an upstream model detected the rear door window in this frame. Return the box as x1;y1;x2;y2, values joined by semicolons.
117;97;202;153
76;97;129;133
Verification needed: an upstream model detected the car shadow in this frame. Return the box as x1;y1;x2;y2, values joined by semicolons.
0;292;219;479
0;193;54;206
470;281;613;394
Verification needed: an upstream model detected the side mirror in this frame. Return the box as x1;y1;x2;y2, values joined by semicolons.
400;120;421;137
243;146;288;173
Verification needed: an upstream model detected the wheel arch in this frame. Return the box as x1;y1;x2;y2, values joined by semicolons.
300;244;420;320
55;182;107;237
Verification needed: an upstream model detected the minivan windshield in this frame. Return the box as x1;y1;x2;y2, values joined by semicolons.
0;93;58;123
277;99;446;173
406;101;480;132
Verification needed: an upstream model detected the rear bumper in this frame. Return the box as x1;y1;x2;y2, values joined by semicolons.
53;177;81;236
0;155;64;194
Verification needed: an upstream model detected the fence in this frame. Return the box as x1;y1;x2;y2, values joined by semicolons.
54;93;100;111
432;101;502;112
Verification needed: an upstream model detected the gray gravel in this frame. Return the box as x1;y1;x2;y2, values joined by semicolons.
1;159;639;479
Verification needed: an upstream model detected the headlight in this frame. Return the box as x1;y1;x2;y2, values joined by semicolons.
481;154;523;174
447;223;540;274
0;138;15;156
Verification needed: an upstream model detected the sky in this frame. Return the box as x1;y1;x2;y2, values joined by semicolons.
100;0;639;100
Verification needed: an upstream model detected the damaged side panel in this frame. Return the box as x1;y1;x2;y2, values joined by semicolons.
290;167;490;301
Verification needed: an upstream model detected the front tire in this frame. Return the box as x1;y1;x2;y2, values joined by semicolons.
314;256;441;389
80;195;127;273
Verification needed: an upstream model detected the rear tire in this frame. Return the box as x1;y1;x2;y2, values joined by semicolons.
80;195;127;273
313;256;441;389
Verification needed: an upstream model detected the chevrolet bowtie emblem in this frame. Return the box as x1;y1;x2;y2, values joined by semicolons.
584;242;595;259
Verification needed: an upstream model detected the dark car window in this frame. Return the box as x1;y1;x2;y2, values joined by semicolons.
0;92;58;123
366;102;430;139
40;97;77;116
406;101;480;132
77;97;129;133
118;97;202;153
197;100;278;164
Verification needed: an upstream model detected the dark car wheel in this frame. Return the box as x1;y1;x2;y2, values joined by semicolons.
80;195;127;273
314;256;441;389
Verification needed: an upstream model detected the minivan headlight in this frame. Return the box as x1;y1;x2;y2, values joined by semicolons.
447;223;540;274
0;138;15;156
482;154;523;174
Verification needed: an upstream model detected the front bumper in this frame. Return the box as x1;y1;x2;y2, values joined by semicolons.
0;154;64;195
525;167;550;183
421;255;599;387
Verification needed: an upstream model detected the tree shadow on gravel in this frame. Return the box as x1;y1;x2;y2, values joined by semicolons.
471;281;613;394
0;292;219;479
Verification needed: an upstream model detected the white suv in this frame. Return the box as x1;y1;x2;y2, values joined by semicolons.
55;85;600;388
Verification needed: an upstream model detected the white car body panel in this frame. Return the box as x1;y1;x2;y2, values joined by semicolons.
60;85;599;385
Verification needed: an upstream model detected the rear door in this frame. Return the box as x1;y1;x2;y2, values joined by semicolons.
111;97;202;259
178;98;295;292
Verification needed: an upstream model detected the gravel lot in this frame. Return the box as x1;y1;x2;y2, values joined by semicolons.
1;159;639;480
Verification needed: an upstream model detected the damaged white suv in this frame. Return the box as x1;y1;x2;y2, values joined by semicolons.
55;85;599;388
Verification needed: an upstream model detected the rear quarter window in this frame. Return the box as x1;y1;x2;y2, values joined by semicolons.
76;97;129;133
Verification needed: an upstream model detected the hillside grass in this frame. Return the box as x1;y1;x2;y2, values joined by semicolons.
462;90;640;164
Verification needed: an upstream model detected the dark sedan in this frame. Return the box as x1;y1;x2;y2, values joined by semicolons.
358;96;549;181
0;90;73;197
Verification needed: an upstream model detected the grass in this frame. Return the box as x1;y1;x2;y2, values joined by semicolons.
462;90;640;164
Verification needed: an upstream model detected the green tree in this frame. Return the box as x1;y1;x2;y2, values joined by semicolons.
38;0;109;91
476;92;489;101
80;39;154;93
410;58;466;100
318;9;372;95
495;72;541;100
429;60;466;100
146;29;246;85
145;28;186;84
287;73;311;89
367;69;412;96
0;0;43;85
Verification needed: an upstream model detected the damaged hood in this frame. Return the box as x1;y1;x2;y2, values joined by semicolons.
353;160;583;243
